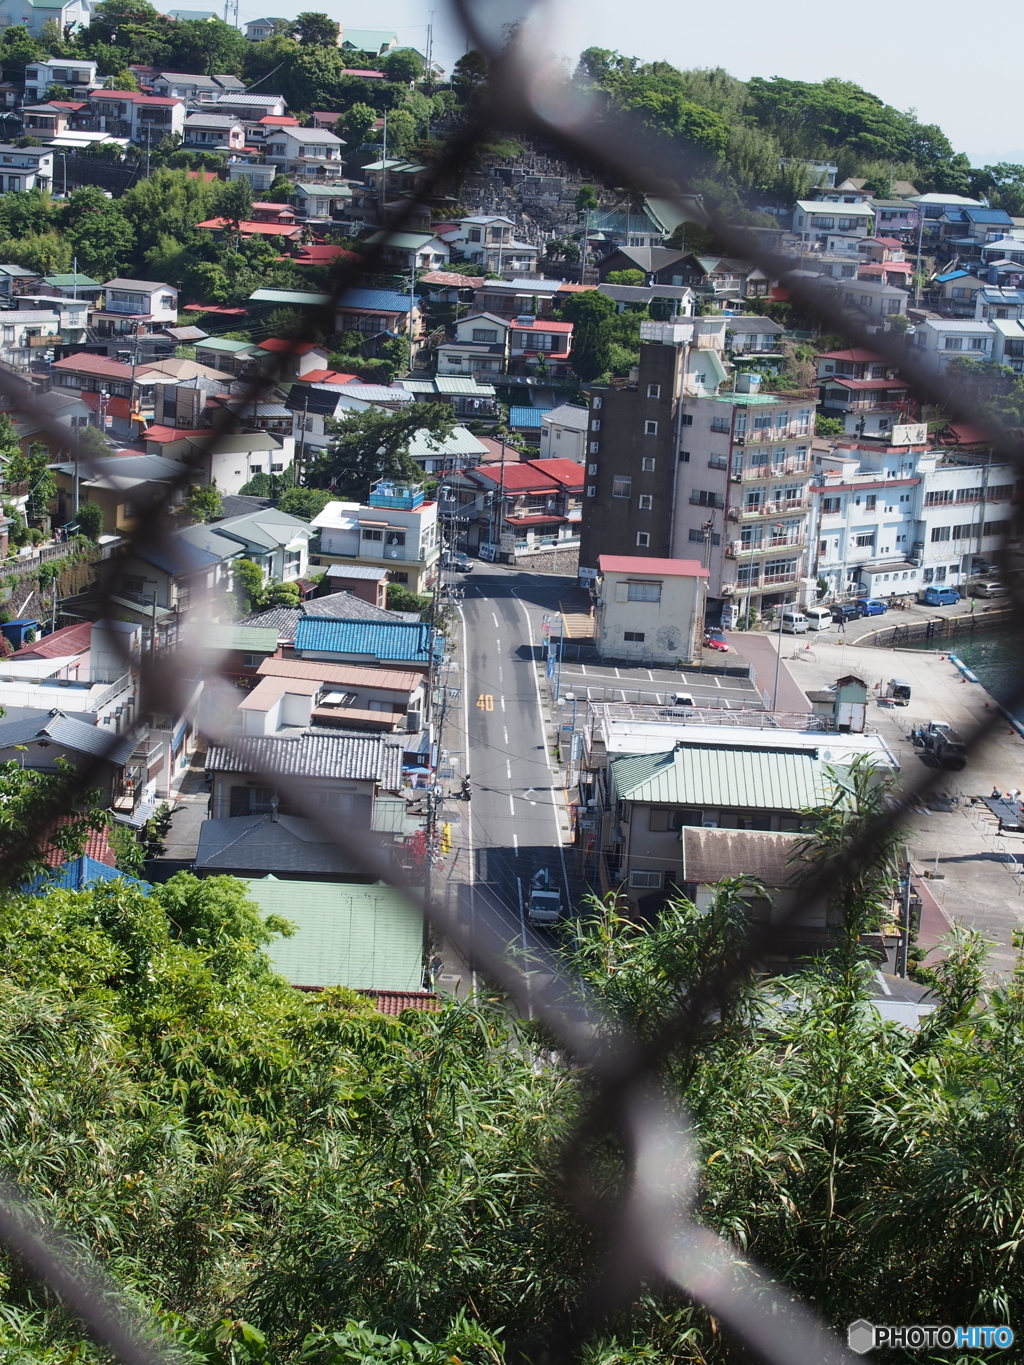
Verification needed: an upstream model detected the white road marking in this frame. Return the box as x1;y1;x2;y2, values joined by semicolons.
503;726;508;744
457;600;476;997
500;695;506;712
491;612;499;627
714;676;722;688
506;759;512;780
513;832;519;856
508;792;516;815
647;669;654;680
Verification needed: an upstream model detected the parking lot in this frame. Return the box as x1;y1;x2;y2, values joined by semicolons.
554;660;763;709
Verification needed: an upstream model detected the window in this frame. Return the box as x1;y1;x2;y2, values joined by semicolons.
242;653;260;668
122;576;146;595
644;420;658;435
592;396;602;409
859;295;872;307
865;494;876;511
590;442;600;454
641;456;655;472
587;463;597;475
679;450;690;462
881;298;902;316
626;581;661;602
587;485;596;497
988;484;1014;501
923;568;934;583
691;490;723;507
944;337;963;351
638;494;653;509
711;417;730;434
624;631;645;643
591;419;601;431
930;526;951;542
472;328;497;342
855;532;875;548
362;528;383;541
822;496;841;513
647;384;660;398
984;520;1011;537
971;338;987;351
629;869;663;888
925;489;954;505
636;532;650;547
952;523;974;540
681;413;692;426
612;476;632;498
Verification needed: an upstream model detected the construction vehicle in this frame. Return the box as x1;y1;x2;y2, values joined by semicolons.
913;720;968;770
527;869;562;926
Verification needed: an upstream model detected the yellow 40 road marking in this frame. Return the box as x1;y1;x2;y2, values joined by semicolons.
476;693;494;711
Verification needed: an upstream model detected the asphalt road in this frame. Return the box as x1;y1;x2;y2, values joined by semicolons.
555;660;761;708
439;571;572;995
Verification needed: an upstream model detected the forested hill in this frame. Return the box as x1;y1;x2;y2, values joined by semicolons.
573;51;1024;215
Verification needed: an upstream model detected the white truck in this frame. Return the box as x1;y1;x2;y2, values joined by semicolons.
527;869;562;926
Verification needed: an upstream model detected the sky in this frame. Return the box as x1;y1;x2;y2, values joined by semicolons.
235;0;1024;165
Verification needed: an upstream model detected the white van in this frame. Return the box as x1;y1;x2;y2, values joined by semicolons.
780;610;809;634
720;603;739;630
804;606;833;631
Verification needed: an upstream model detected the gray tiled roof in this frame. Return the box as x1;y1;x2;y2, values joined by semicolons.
205;731;403;785
0;711;137;765
194;812;357;874
239;594;417;640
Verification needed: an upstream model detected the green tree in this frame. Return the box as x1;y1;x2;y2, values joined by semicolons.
815;414;845;437
0;231;70;275
216;175;255;228
383;106;417;155
380;48;422;84
556;289;616;382
233;556;265;611
605;269;645;285
167;17;247;75
310;405;456;502
294;10;338;45
451;49;488;100
277;485;331;520
74;500;104;540
0;25;40;79
7;442;56;523
574;183;599;215
61;186;135;278
183;484;223;523
337;101;377;147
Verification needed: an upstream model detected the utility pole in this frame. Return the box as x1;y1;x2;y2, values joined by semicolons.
771;597;789;711
914;204;925;306
408;253;416;374
380;111;387;224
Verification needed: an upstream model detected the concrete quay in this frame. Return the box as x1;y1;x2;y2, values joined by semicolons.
751;632;1024;978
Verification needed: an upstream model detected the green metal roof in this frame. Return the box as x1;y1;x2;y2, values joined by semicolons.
249;288;330;306
610;746;831;810
248;877;424;990
713;392;782;405
196;337;254;352
201;624;280;652
44;273;101;288
433;376;497;396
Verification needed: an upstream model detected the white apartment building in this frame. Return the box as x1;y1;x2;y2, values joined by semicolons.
0;145;52;193
677;383;815;616
792;200;875;245
310;480;440;593
811;442;1016;597
263;127;345;178
910;318;994;374
24;57;98;102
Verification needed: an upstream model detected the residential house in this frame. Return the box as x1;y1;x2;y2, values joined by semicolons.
225;160;275;194
931;271;987;317
595;245;690;285
815;348;914;439
194;336;258;376
23;57;98;102
910;318;995;375
539;404;589;462
241;656;427;735
93;278;178;338
205;730;404;823
508;317;573;375
254;338;330;380
594;554;707;664
140;427;295;494
150;71;244;101
309;480;440;593
261;126;346;178
39;271;103;302
857;258;914;290
0;145;53;192
292;616;440;672
0;264;42;298
442;215;538;275
469;278;570;321
0;712;136;806
340;28;399;54
792;200;875;244
83;89;185;144
0;620;138;730
406;425;489;475
0;387;91;456
724;316;785;355
193;813;360;881
818;275;907;321
597;282;695;317
213;92;287;120
334;287;425;352
253;879;426;994
975;286;1024;322
865;200;920;238
462;457;583;559
363;230;450;272
678;254;772;303
394;375;500;423
0;308;61;371
183;112;246;150
244;17;285;40
0;0;91;37
48;352;139;435
51;453;185;533
291;181;353;224
186;621;281;687
435;310;509;377
990;318;1024;373
319;565;388;607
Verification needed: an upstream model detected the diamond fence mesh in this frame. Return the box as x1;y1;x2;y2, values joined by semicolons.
0;8;1020;1364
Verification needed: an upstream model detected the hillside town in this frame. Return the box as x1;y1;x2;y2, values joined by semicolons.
0;13;1021;1361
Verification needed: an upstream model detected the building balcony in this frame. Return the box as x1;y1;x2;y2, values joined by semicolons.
736;537;804;557
740;460;809;481
740;499;809;518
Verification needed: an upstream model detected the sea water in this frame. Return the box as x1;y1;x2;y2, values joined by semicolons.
910;630;1022;718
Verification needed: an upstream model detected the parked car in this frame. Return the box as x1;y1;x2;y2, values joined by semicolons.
858;598;888;617
833;603;861;623
920;585;961;606
703;627;730;652
442;550;472;572
970;580;1005;598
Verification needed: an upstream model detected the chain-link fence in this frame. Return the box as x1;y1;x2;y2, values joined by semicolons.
0;7;1021;1364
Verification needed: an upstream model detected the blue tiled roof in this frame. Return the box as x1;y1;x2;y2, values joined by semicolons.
294;616;439;662
963;207;1014;224
509;405;552;428
337;288;415;314
934;270;970;283
24;857;151;894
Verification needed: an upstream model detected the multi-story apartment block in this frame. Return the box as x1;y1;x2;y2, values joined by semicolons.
24;57;99;102
0;145;52;193
309;480;439;593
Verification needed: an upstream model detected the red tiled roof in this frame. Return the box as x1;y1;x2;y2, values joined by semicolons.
40;816;116;868
183;304;247;315
258;338;323;354
298;368;359;384
598;554;709;577
420;270;480;287
12;621;91;658
357;989;441;1014
941;422;991;445
187;170;219;182
52;353;134;380
80;392;135;420
50;100;87;110
258;114;299;125
195;217;303;238
470;457;583;492
93;91;180;105
252;201;296;214
340;68;384;77
510;319;573;332
143;423;207;441
290;245;358;264
859;261;912;274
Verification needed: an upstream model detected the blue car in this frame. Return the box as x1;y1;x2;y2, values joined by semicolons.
921;585;961;606
858;598;888;617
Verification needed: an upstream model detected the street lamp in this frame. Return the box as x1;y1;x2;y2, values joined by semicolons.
562;690;578;790
771;597;794;712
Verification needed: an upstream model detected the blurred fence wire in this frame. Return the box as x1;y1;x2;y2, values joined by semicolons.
0;3;1021;1363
